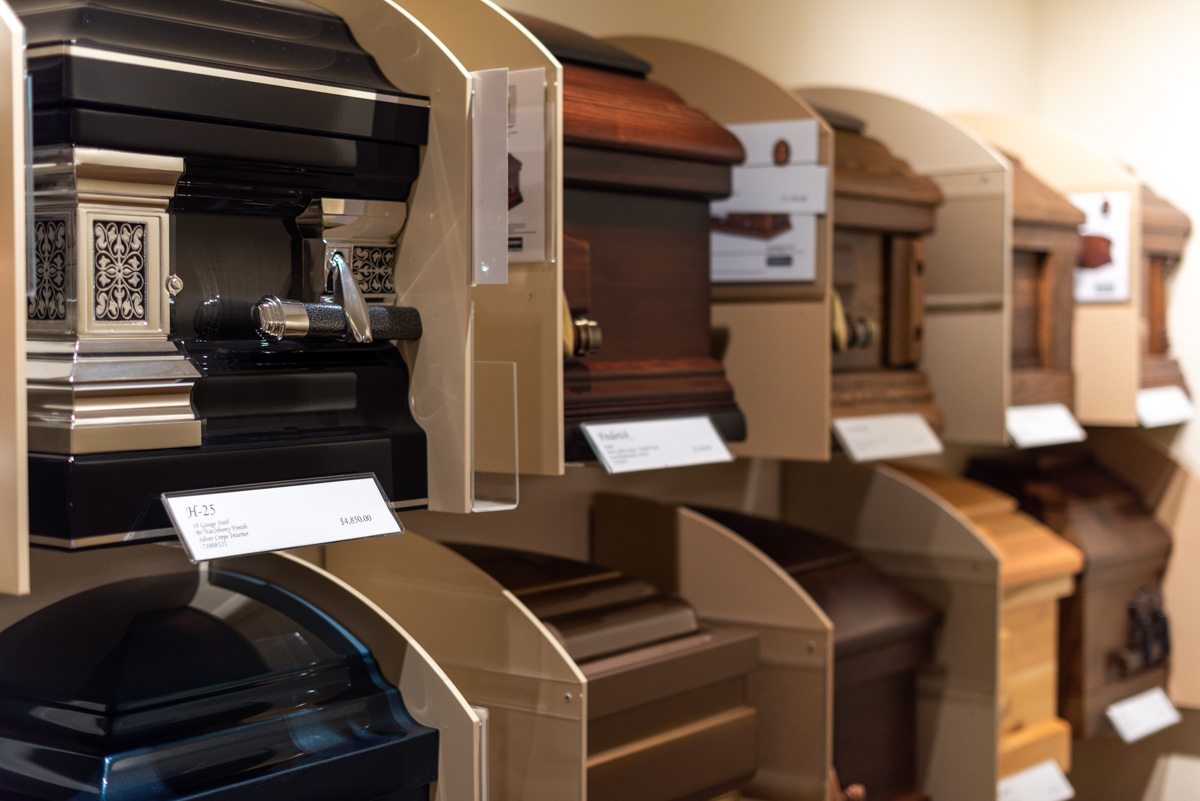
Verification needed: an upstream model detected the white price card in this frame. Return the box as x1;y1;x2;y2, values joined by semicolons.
582;416;734;474
1138;386;1195;428
163;474;403;563
1006;403;1087;449
1107;687;1181;743
998;760;1075;801
1070;191;1132;303
831;413;943;463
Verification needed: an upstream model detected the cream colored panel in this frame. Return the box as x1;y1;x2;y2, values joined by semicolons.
0;1;25;595
717;302;830;461
592;495;834;801
326;533;586;801
923;192;1010;300
310;0;474;512
399;0;565;476
923;310;1009;445
954;112;1143;425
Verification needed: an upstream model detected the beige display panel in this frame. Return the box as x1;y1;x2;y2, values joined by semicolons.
606;37;834;462
0;0;26;596
784;460;1003;800
326;533;587;801
313;0;509;512
0;545;484;801
398;0;565;478
1088;427;1200;708
591;494;834;801
800;88;1013;446
954;112;1142;426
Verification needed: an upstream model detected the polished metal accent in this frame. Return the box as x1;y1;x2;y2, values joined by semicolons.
253;295;310;341
165;274;183;296
25;45;431;108
301;199;406;306
572;316;602;357
26;147;202;454
329;251;372;343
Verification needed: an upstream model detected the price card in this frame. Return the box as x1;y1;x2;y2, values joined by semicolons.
582;416;734;474
998;760;1075;801
831;413;943;463
163;474;403;562
1107;687;1181;743
1138;386;1195;428
1006;403;1087;449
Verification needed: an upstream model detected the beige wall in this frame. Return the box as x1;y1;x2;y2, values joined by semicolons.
504;0;1040;113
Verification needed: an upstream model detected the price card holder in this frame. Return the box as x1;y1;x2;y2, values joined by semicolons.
582;416;734;474
1138;386;1195;428
998;759;1075;801
1006;403;1087;449
163;474;403;563
1107;687;1182;743
831;413;943;463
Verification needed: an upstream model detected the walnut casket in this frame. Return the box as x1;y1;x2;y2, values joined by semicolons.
1007;154;1086;408
821;108;944;426
693;507;939;801
968;450;1173;739
511;13;747;461
1140;184;1191;392
453;544;760;801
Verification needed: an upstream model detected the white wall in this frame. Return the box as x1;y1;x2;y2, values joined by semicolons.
503;0;1039;113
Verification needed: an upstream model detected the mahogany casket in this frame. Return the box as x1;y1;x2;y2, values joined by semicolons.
1140;184;1192;392
452;544;759;801
821;108;943;426
968;449;1173;738
1007;154;1085;407
693;507;939;801
511;14;747;461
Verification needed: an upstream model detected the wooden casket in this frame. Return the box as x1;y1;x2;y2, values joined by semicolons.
453;544;760;801
967;450;1173;739
822;108;943;426
694;507;939;801
512;14;747;461
1008;154;1086;408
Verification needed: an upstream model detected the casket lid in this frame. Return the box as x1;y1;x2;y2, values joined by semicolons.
0;569;438;801
509;10;650;77
1008;151;1087;229
692;507;939;659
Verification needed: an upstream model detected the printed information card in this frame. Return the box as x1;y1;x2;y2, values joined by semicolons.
163;474;403;562
506;68;547;263
1006;403;1087;449
1070;191;1131;303
1107;687;1181;743
1138;385;1195;428
831;413;943;463
998;759;1075;801
582;416;734;474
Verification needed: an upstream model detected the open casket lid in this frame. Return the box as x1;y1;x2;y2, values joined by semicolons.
0;567;438;800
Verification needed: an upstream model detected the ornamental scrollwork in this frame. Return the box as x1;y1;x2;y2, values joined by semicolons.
93;221;147;322
351;246;396;296
29;219;67;321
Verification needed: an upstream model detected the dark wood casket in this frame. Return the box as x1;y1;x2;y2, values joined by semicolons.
821;108;943;427
1140;184;1191;391
1007;154;1085;407
968;449;1173;738
452;544;760;801
694;507;939;801
511;13;747;461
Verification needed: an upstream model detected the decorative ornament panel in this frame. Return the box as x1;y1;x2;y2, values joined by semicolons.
93;220;147;322
351;246;396;296
29;218;68;321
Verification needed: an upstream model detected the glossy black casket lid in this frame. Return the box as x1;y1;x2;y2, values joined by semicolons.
0;569;438;800
16;0;430;204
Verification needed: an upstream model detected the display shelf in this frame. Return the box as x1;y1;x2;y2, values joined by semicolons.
606;37;834;462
